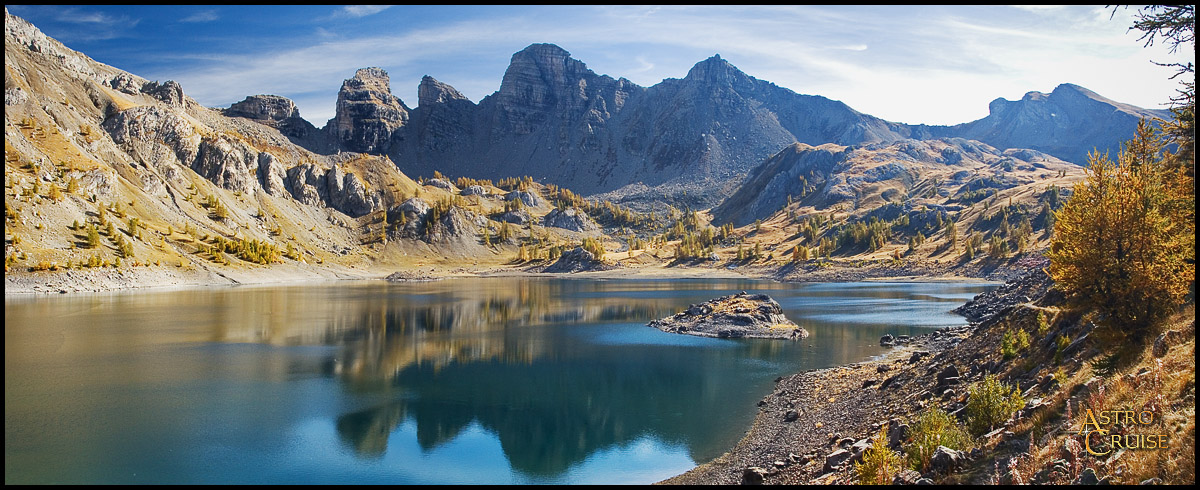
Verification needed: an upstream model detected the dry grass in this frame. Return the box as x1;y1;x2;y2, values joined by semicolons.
999;305;1195;485
1088;307;1195;485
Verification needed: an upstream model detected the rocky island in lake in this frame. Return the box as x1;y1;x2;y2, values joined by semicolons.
649;292;809;340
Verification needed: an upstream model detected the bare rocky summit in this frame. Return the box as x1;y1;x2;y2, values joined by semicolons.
649;292;809;340
328;67;410;153
223;94;322;143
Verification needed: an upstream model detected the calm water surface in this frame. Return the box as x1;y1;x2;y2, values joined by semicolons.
5;277;995;484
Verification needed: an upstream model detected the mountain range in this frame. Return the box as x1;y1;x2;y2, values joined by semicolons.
0;6;1140;283
243;43;1166;209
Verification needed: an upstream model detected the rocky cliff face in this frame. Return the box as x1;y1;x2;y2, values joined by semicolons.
407;75;476;159
5;9;409;221
223;94;322;143
328;67;410;154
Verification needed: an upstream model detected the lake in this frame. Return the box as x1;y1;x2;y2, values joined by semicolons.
4;277;995;484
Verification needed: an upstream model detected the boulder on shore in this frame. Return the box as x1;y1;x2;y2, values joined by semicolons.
648;292;809;340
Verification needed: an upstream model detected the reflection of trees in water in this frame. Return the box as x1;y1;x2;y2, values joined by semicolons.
334;344;772;476
335;402;407;458
327;281;686;390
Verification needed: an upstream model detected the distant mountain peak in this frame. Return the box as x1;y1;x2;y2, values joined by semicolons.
495;42;601;119
515;42;572;57
685;53;749;84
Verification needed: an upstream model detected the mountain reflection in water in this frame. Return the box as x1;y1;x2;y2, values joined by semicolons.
4;278;995;484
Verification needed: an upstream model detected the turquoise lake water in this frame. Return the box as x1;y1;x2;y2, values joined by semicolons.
4;277;995;484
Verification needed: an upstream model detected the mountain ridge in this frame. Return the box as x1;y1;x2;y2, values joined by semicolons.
274;41;1166;211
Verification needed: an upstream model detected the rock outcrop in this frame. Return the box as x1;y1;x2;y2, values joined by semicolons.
224;94;320;141
543;246;606;273
328;67;410;153
505;190;546;208
953;268;1054;322
142;80;186;108
542;207;600;232
648;292;809;340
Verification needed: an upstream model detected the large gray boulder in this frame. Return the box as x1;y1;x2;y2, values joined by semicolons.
542;207;599;232
505;190;545;208
930;446;966;473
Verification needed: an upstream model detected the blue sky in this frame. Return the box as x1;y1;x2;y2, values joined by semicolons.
7;5;1192;127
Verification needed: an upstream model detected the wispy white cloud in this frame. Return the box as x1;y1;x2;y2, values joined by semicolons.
631;56;654;74
44;7;140;41
339;5;392;18
54;7;128;24
314;27;337;39
180;10;219;23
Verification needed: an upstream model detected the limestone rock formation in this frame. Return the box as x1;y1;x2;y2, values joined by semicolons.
410;75;476;153
101;105;202;178
142;80;186;108
424;206;486;244
648;292;809;340
325;164;379;217
3;7;431;280
461;184;488;196
328;67;410;153
224;94;320;141
494;209;532;225
542;207;600;232
505;190;546;208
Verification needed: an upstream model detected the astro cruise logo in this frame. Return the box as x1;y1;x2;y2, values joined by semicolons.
1076;409;1169;456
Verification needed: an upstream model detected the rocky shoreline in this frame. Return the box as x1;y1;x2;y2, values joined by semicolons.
4;254;1031;297
659;269;1057;485
659;324;975;485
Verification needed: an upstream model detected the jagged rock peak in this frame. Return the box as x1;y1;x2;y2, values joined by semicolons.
418;75;468;107
224;94;319;141
685;53;750;84
142;80;186;107
513;43;574;64
337;67;408;111
330;66;410;153
226;94;301;121
499;43;595;97
349;67;393;90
